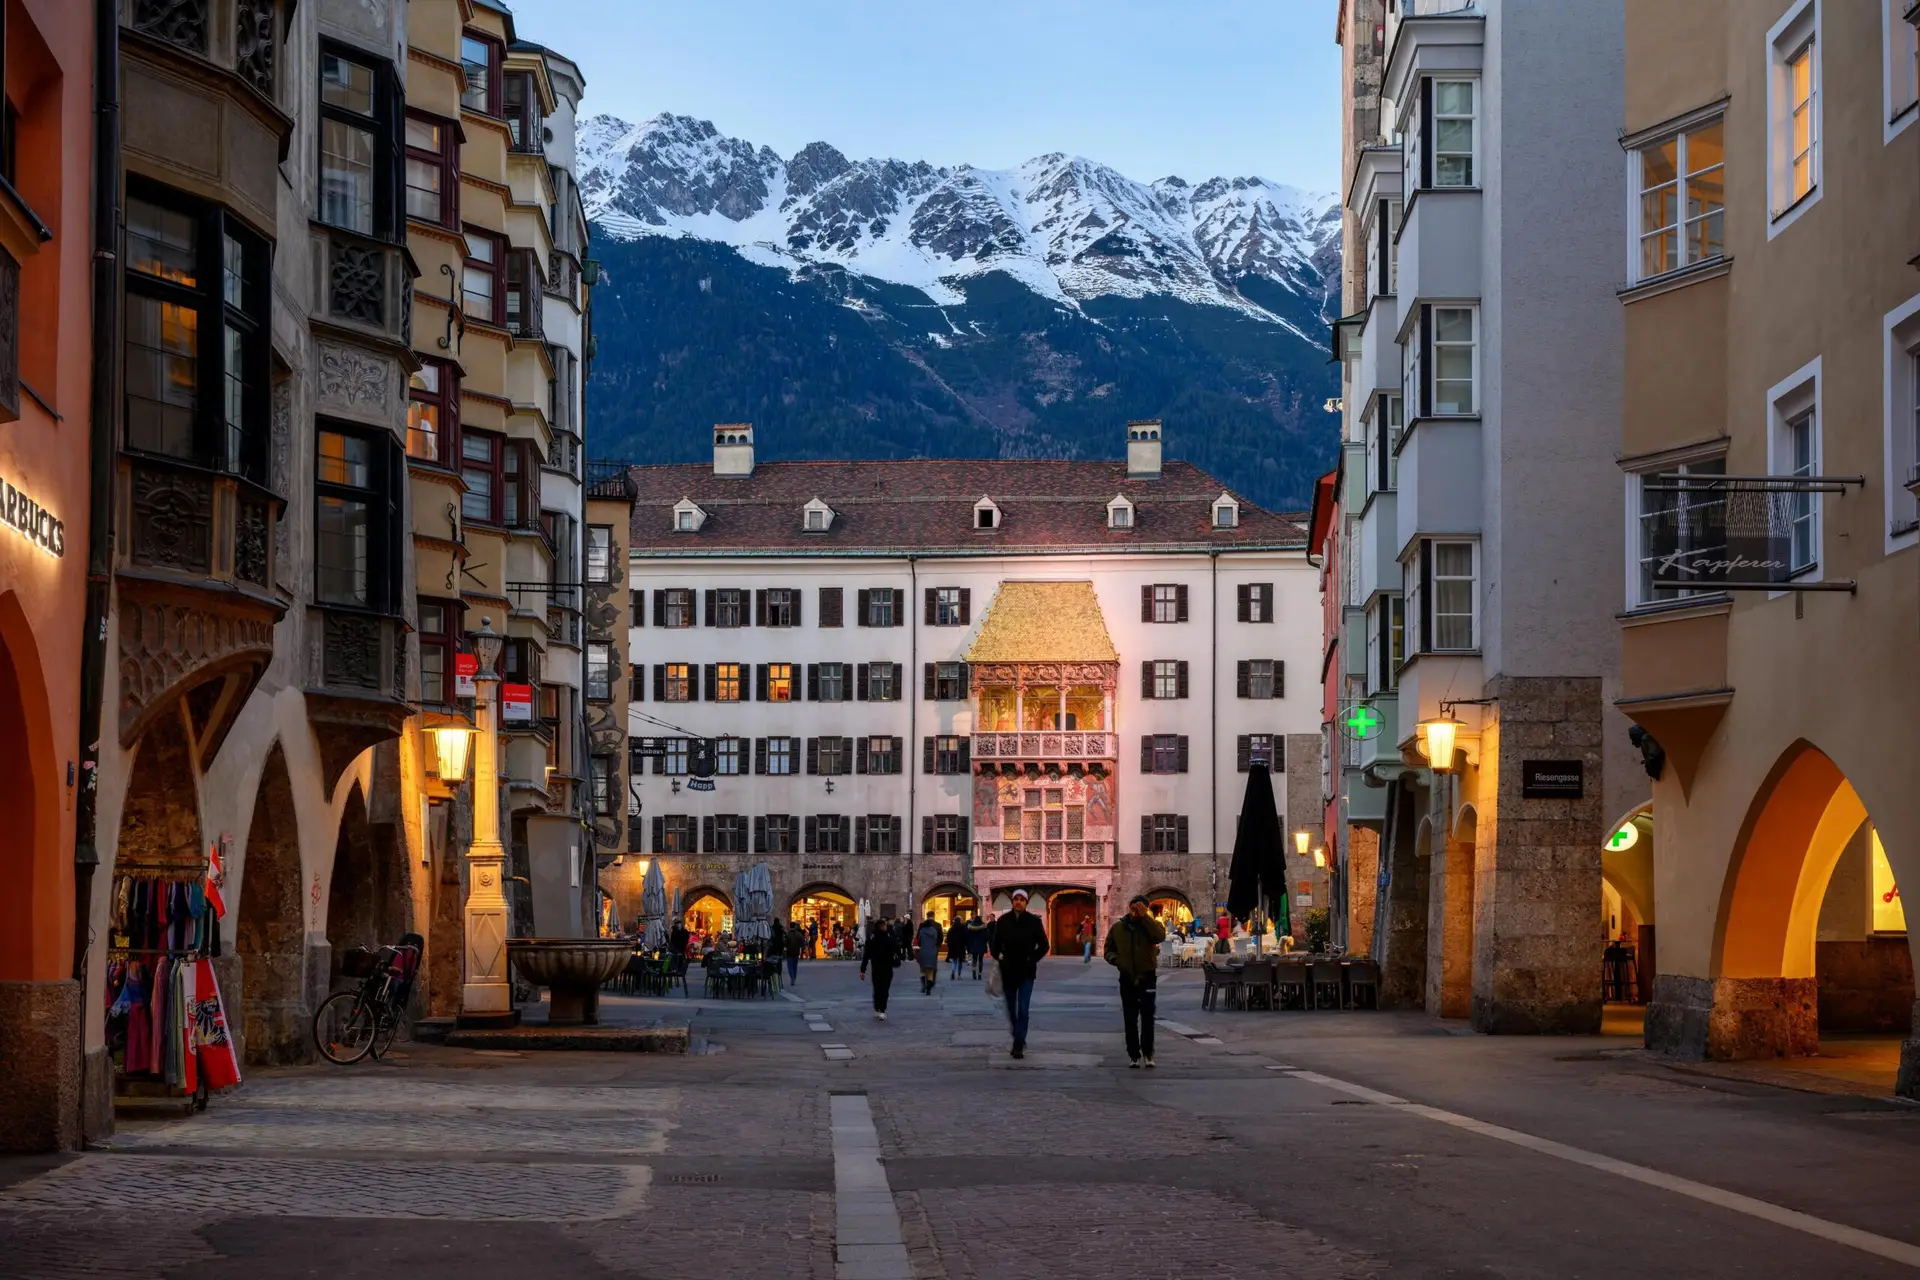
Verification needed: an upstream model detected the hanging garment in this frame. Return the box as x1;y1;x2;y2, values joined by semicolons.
176;959;198;1096
193;957;242;1091
112;877;131;932
124;963;153;1074
205;841;227;920
151;956;172;1081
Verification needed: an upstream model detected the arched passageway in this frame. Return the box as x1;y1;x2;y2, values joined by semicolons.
683;888;732;939
789;886;857;956
236;745;308;1064
325;784;410;990
0;596;54;981
921;884;977;931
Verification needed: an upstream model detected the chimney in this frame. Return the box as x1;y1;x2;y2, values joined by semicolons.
1126;419;1163;478
713;423;755;476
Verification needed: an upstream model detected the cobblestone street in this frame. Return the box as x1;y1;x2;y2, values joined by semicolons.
7;960;1920;1278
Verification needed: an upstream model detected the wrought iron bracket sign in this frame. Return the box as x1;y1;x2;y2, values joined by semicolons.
1644;472;1864;592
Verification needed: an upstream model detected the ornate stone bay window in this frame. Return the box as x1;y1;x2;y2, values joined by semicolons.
966;583;1120;874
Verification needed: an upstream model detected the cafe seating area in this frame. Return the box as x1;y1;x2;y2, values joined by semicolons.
1200;953;1381;1011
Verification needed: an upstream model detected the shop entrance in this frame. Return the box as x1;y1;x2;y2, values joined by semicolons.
789;887;857;957
1048;890;1097;956
682;889;733;941
1600;805;1656;1034
921;884;979;932
1145;890;1195;936
0;599;48;984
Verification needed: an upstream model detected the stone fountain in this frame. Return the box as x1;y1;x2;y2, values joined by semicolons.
506;937;633;1025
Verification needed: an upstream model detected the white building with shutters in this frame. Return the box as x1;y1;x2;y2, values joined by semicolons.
598;422;1328;948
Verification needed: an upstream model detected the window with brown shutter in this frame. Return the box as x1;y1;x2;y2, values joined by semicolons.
923;737;936;774
1177;815;1190;852
1141;661;1154;699
959;587;971;624
1177;661;1189;698
1236;583;1251;622
1141;585;1153;622
856;663;869;700
819;587;843;627
856;588;871;626
1176;584;1189;621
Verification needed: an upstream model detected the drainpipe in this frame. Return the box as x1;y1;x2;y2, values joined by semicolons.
905;555;918;916
72;0;121;1139
1209;552;1219;918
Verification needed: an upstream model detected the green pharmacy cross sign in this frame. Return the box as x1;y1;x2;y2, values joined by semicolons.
1344;705;1382;741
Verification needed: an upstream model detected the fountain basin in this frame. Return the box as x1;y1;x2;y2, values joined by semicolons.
507;937;633;1025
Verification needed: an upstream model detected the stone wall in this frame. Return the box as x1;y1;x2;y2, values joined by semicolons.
1373;777;1429;1007
1346;828;1379;955
0;980;80;1152
1816;939;1916;1034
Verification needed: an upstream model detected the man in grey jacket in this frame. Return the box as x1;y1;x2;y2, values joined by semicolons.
1104;895;1167;1067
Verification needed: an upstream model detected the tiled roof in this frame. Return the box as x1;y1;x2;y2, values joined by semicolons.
967;582;1119;664
617;458;1309;555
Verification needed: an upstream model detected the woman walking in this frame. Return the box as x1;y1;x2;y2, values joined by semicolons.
946;914;968;980
966;913;991;977
859;920;902;1020
916;916;945;994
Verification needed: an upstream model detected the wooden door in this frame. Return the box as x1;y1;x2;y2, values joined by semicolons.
1050;893;1096;956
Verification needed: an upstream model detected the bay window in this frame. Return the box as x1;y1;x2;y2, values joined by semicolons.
316;424;401;612
460;32;502;116
1431;80;1476;187
1632;457;1727;605
1633;120;1724;280
407;357;458;464
318;46;399;239
462;227;505;326
418;598;458;704
505;249;542;338
1404;539;1477;654
404;111;458;228
460;430;503;525
505;71;543;153
1431;307;1475;415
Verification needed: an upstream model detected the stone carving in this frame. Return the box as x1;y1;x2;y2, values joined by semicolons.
234;500;271;586
234;0;276;98
398;273;413;347
129;465;214;573
270;378;293;574
322;610;383;690
329;241;385;326
392;628;409;700
116;592;276;744
971;661;1117;691
132;0;209;53
316;341;390;412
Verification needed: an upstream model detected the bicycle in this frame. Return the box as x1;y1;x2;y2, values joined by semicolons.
313;934;421;1065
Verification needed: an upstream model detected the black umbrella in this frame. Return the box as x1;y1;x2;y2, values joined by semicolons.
1227;763;1286;924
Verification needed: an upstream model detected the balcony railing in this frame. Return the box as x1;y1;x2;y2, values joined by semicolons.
974;841;1109;868
971;731;1117;761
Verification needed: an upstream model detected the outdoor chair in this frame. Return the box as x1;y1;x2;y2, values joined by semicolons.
1344;959;1379;1009
1273;960;1308;1010
1309;960;1343;1010
1240;960;1275;1010
1201;962;1241;1011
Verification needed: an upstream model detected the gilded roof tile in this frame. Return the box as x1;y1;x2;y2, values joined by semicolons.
966;581;1118;664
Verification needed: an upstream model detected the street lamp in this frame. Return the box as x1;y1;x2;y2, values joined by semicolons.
1293;830;1310;856
1312;847;1327;868
459;617;518;1028
429;723;473;781
1418;715;1463;773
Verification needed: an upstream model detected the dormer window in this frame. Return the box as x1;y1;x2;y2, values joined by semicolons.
1213;493;1239;529
802;496;835;533
671;498;707;533
973;496;1001;530
806;510;826;531
1108;495;1135;530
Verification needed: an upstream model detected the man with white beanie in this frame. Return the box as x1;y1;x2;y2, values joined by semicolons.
988;889;1050;1058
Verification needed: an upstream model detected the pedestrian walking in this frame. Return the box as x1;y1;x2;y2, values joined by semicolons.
966;913;990;978
1105;894;1168;1068
860;919;901;1019
988;889;1049;1058
916;917;944;994
763;914;785;986
1078;916;1095;963
785;920;804;986
946;913;968;980
807;919;820;959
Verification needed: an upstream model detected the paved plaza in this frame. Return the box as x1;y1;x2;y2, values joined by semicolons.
6;960;1920;1278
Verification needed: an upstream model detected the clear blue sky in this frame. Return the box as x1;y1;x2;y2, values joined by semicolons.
508;0;1343;192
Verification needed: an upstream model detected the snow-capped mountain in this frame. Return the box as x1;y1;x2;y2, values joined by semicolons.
578;113;1341;333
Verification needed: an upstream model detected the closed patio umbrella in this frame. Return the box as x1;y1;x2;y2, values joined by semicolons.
1228;763;1286;926
639;859;667;951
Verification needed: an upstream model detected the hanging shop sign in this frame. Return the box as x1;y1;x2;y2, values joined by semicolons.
1644;472;1863;591
454;653;478;697
0;472;65;557
685;777;715;792
501;682;533;723
1522;760;1584;799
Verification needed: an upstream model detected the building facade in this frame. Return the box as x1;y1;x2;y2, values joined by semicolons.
600;423;1326;948
1327;0;1646;1031
1615;0;1920;1093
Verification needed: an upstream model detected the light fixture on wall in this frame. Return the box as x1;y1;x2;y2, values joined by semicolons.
1312;847;1327;868
1293;831;1310;855
1417;715;1463;773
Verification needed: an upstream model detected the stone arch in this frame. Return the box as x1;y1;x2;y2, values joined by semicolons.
681;886;733;937
0;589;61;981
235;742;308;1064
324;780;410;988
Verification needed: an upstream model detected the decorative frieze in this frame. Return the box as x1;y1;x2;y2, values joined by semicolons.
322;610;384;691
328;240;386;327
315;340;391;414
233;0;276;98
116;589;276;745
129;466;214;573
132;0;210;54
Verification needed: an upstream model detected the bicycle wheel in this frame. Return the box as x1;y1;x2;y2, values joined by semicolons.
313;991;377;1065
370;1001;408;1060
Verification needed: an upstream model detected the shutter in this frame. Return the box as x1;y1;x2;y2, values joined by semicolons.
1177;736;1190;773
754;815;766;853
755;589;767;626
805;816;817;853
856;663;869;700
703;663;716;701
959;737;971;772
891;589;906;626
756;663;769;701
632;589;643;627
924;588;936;625
653;664;665;702
958;817;969;852
959;588;971;624
653;589;665;627
923;737;936;774
1141;585;1153;622
1141;815;1152;853
704;589;716;626
651;815;664;854
856;588;870;627
806;738;819;775
959;665;970;698
1420;304;1434;418
891;816;902;851
1276;661;1285;699
1237;583;1250;622
1140;736;1154;773
1274;737;1287;772
923;816;935;853
792;591;802;627
1141;661;1154;700
807;664;820;701
856;738;868;774
1176;661;1189;699
855;816;867;854
1419;77;1434;189
891;738;904;774
820;587;841;627
754;738;767;774
1237;661;1250;698
631;664;644;702
702;815;715;853
1177;815;1190;853
1237;735;1251;772
843;737;858;775
1176;584;1189;622
923;663;936;700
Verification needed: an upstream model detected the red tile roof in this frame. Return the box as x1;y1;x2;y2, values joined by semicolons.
616;458;1309;555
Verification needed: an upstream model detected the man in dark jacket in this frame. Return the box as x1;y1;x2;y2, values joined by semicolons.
784;921;805;986
860;920;902;1020
988;890;1049;1058
965;914;990;977
1104;895;1168;1068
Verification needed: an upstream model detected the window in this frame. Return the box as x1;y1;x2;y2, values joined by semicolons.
811;736;851;776
1635;121;1725;281
1431;307;1476;415
407;359;459;464
630;590;644;625
1633;458;1728;604
1236;583;1274;623
811;662;848;702
862;736;902;775
462;227;504;326
315;426;399;611
714;738;746;777
1885;297;1920;543
708;814;749;854
1787;43;1818;203
460;430;502;524
1145;814;1189;853
1405;539;1478;652
804;507;828;532
590;757;615;816
1431;80;1476;187
1768;360;1822;578
676;508;695;533
459;32;502;115
504;71;543;152
1367;198;1400;299
760;814;799;854
758;588;797;627
404;112;458;227
417;599;457;704
1787;410;1818;572
653;814;694;853
808;814;849;854
861;662;899;702
658;588;694;628
1768;3;1821;229
318;47;398;239
818;587;843;627
1141;734;1189;775
1213;499;1238;529
760;662;795;702
859;588;902;627
928;586;970;626
926;662;969;701
1889;1;1920;135
658;663;693;702
975;503;998;529
865;816;902;854
928;735;968;775
504;249;541;338
1109;501;1133;530
930;814;966;853
1236;659;1283;700
1143;583;1188;623
586;643;612;701
501;442;540;529
1373;394;1403;492
1236;735;1282;773
661;739;690;777
1146;660;1186;700
123;189;270;478
712;662;744;703
759;736;798;776
1374;595;1405;690
709;588;747;628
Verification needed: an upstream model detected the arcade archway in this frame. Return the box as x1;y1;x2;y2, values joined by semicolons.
325;783;410;990
0;592;57;983
1048;889;1096;956
789;886;857;955
1144;889;1194;933
921;884;978;931
683;888;733;939
236;744;307;1064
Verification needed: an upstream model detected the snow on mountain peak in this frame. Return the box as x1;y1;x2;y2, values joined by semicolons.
578;112;1339;323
